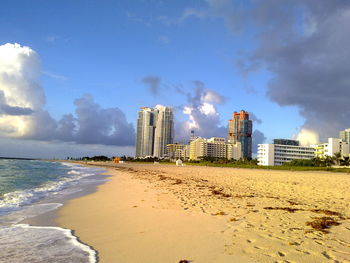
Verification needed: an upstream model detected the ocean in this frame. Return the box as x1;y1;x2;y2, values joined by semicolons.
0;159;106;263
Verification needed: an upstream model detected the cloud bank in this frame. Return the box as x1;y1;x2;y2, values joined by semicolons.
175;81;227;142
0;43;135;146
175;81;265;153
181;0;350;142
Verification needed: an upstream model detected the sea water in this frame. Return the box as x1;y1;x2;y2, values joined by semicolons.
0;159;105;263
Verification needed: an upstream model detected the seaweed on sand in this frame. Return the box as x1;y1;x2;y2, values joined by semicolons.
306;217;340;233
263;207;304;213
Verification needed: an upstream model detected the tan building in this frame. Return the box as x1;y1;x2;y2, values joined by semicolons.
227;142;242;160
189;137;241;160
167;143;189;160
136;105;174;158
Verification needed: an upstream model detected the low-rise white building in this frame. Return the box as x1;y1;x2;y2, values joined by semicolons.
189;137;241;160
314;138;350;158
167;143;190;160
258;141;315;166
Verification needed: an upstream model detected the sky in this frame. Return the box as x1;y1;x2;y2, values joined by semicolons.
1;0;350;158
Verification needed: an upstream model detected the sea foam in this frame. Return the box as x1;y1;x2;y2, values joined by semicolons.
0;224;97;263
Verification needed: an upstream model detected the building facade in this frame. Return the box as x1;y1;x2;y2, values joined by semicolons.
340;128;350;144
228;110;252;159
273;139;299;146
257;140;315;166
153;105;174;158
135;106;173;158
227;142;242;160
314;138;350;159
167;143;189;160
136;107;157;158
189;137;241;161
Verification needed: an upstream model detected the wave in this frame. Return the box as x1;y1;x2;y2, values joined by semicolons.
0;224;97;263
0;163;104;215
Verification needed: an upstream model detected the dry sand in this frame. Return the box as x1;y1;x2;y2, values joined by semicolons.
56;163;350;263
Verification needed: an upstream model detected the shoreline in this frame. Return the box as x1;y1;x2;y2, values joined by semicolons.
29;161;350;262
56;162;250;262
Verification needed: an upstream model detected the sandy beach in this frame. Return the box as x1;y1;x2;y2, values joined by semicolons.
56;163;350;262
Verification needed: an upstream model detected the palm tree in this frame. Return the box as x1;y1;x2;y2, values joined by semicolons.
312;157;323;167
333;152;342;166
324;155;334;167
341;156;350;166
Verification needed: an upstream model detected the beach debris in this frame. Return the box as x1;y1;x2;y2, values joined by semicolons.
287;200;301;206
212;211;226;216
173;179;183;185
211;189;232;198
306;216;340;233
310;209;344;218
158;175;169;180
263;207;304;213
234;194;255;198
288;241;300;246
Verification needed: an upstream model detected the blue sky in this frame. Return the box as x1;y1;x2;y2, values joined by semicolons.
1;0;348;158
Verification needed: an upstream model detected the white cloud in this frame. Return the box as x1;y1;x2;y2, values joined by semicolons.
199;102;217;115
293;128;319;146
0;43;135;146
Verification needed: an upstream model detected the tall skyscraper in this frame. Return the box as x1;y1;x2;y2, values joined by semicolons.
135;106;174;158
228;110;253;159
136;107;157;157
153;105;174;158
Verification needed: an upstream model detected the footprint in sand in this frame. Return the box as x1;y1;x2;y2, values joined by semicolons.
321;251;335;260
295;249;310;255
277;251;286;257
254;245;268;250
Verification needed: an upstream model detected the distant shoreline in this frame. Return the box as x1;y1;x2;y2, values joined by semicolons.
0;156;37;160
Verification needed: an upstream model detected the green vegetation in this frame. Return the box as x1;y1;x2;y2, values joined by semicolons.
185;161;350;173
283;154;350;168
184;155;350;173
81;155;111;161
69;152;350;173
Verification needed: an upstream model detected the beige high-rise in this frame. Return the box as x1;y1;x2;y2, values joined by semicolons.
135;105;174;158
153;105;174;158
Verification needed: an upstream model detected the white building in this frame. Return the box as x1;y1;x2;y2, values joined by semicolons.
227;142;242;160
340;128;350;144
189;137;241;161
167;143;190;160
314;138;350;158
257;142;315;166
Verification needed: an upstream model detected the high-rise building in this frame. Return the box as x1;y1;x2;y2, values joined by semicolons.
340;128;350;144
135;106;173;158
153;105;174;158
228;110;253;159
136;107;157;158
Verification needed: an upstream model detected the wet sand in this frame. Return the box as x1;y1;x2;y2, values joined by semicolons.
56;162;350;262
